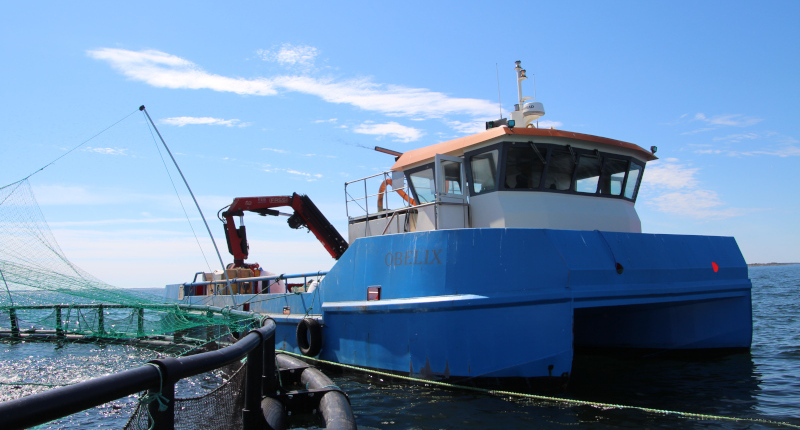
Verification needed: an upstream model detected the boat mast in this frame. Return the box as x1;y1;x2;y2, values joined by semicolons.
510;60;545;128
515;60;527;111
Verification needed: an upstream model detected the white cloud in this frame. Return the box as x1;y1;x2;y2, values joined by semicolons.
712;132;762;143
314;118;338;124
261;148;336;158
83;147;128;156
681;112;762;135
640;160;699;190
160;116;249;127
89;48;498;120
286;169;323;179
262;148;289;154
262;167;323;181
353;122;424;143
638;159;746;220
646;189;745;220
752;145;800;157
446;120;485;135
87;48;279;95
695;113;762;127
257;44;319;68
693;132;800;157
272;75;496;119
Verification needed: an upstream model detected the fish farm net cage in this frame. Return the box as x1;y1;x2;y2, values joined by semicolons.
1;180;262;428
0;179;259;350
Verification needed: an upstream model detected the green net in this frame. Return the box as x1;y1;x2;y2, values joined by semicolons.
0;179;259;353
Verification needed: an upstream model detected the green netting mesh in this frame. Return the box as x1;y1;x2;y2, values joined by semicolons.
0;179;259;352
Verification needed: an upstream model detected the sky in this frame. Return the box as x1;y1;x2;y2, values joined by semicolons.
1;1;798;288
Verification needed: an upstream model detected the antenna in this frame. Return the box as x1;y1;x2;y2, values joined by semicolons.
496;63;502;118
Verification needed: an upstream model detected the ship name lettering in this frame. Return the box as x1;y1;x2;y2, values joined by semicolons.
384;249;442;267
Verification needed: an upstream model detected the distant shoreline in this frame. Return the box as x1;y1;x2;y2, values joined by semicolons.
747;262;800;267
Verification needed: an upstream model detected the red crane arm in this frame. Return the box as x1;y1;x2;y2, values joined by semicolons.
220;193;348;267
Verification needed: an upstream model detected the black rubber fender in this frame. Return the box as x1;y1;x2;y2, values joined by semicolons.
296;318;322;356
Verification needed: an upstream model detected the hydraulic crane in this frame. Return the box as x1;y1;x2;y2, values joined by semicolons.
219;193;348;269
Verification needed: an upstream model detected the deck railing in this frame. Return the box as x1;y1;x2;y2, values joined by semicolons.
344;171;415;221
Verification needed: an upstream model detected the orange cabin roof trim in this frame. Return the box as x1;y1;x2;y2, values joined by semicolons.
390;127;657;171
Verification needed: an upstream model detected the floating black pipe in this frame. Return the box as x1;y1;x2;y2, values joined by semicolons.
261;397;286;430
276;354;357;430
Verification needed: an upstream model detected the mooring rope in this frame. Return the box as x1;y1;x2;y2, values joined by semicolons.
280;351;800;429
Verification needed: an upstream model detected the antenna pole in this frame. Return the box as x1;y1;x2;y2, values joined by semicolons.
139;105;231;293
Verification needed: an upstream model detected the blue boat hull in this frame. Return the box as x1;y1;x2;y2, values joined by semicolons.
173;228;752;380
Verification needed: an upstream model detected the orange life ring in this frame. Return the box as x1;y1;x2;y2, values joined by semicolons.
377;178;416;211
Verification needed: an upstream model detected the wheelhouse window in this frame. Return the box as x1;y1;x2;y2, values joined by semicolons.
440;160;463;195
624;162;643;199
575;153;602;193
544;147;575;191
505;144;546;190
469;149;498;194
462;141;646;201
600;158;627;196
407;165;435;203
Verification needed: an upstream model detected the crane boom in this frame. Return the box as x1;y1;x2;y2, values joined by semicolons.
220;193;348;267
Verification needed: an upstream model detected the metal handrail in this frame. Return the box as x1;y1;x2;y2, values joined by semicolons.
182;271;328;288
343;170;393;185
0;318;277;430
348;201;434;222
345;171;415;221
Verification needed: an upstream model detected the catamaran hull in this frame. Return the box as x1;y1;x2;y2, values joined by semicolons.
170;228;752;380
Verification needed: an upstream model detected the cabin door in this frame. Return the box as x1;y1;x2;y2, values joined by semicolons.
434;154;468;229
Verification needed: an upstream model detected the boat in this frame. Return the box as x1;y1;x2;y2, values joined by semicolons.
166;61;752;384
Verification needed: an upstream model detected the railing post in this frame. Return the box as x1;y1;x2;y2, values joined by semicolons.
97;304;105;335
55;305;64;339
262;324;277;398
148;358;178;430
9;308;20;338
242;332;265;429
137;307;145;337
204;309;215;343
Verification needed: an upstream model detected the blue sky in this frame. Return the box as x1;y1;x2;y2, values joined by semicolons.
2;2;798;288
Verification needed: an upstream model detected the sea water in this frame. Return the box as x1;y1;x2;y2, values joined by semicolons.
2;265;798;429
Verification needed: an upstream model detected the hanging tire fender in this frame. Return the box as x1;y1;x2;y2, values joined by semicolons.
296;318;322;356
